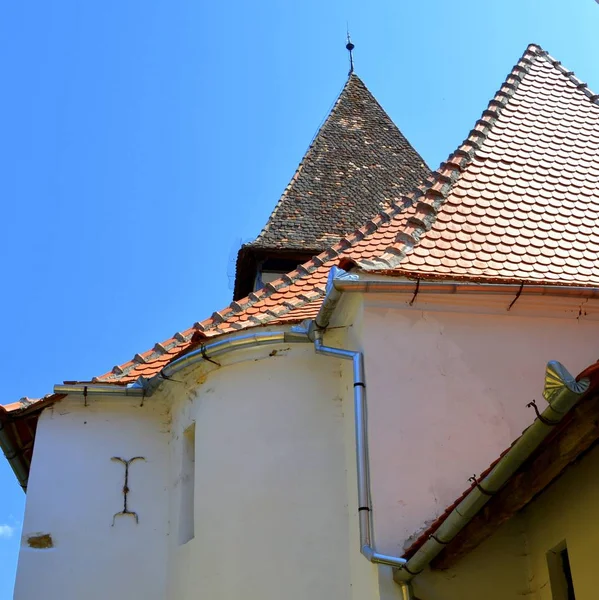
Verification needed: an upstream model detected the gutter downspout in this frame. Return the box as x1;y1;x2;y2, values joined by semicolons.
314;266;414;598
313;332;414;600
313;332;407;568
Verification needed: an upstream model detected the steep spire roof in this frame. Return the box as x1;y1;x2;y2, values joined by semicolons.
249;74;430;251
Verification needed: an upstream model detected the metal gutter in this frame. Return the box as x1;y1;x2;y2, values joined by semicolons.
53;329;314;399
53;383;147;396
331;277;599;300
159;330;309;383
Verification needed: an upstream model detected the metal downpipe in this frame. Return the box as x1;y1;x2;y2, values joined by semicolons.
314;266;411;578
397;581;415;600
314;266;591;591
314;333;408;571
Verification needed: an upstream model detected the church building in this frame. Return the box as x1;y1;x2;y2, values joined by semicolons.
2;43;599;600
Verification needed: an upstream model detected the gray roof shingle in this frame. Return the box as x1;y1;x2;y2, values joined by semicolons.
249;73;431;250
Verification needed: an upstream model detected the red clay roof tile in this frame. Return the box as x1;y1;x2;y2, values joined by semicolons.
355;45;599;286
5;44;599;413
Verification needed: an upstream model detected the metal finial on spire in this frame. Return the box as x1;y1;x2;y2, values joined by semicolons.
346;31;355;76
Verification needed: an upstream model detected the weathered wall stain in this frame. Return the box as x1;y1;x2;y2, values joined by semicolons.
27;533;54;549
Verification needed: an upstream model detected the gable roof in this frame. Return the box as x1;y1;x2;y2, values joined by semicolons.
353;44;599;285
248;73;430;251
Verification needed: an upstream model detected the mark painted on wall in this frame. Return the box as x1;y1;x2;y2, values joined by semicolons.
27;533;54;549
269;347;290;357
111;456;146;526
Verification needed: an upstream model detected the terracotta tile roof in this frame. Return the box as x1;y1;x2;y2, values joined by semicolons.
0;186;416;399
249;73;430;251
20;44;599;391
354;44;599;286
96;194;420;385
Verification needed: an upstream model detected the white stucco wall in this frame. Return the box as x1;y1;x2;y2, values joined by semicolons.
16;329;382;600
165;341;362;600
14;395;170;600
361;291;599;557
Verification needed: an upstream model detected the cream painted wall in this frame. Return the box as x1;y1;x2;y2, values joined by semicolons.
421;431;599;600
14;395;170;600
165;342;361;600
524;442;599;600
414;514;530;600
361;292;599;557
16;333;381;600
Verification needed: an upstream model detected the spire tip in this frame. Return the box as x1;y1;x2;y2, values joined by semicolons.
346;31;355;76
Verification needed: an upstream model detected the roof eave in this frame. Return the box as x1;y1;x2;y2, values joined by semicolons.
0;394;65;492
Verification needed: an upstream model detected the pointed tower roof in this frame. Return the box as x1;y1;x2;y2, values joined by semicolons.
251;74;430;251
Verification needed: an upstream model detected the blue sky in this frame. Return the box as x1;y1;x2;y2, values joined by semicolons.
0;0;598;595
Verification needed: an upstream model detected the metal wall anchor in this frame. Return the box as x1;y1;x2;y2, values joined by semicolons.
111;456;145;525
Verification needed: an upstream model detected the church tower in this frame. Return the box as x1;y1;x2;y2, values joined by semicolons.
233;72;430;300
